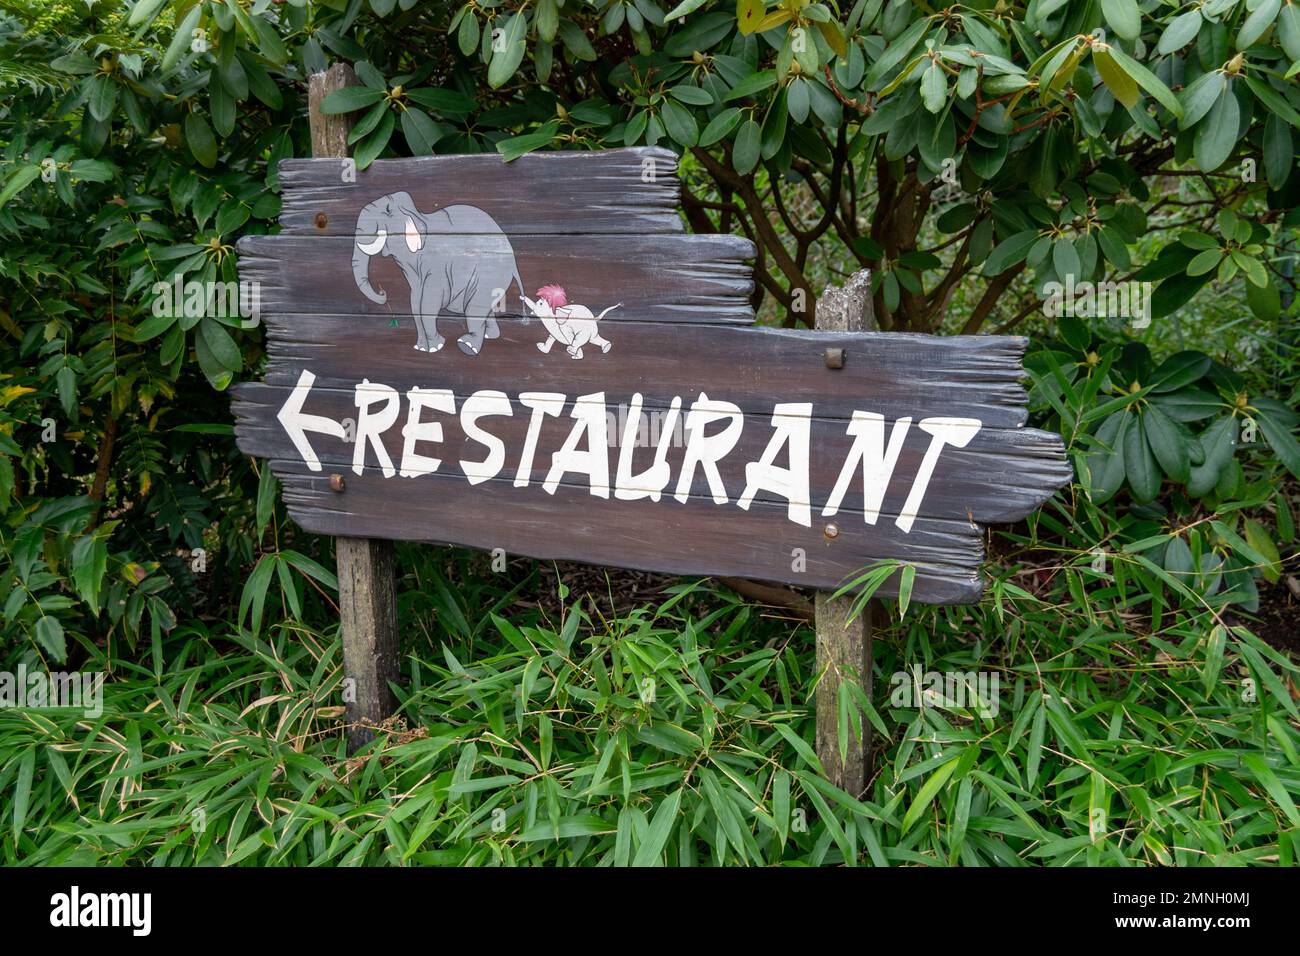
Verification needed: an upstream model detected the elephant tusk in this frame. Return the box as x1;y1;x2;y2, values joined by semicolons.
356;230;386;255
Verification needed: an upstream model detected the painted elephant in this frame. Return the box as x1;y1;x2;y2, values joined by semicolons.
351;192;524;356
520;291;618;360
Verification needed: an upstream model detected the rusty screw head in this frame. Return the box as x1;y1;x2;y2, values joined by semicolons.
824;523;840;540
825;347;845;369
314;212;329;229
328;473;346;493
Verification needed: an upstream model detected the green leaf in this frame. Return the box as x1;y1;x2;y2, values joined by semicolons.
760;87;788;160
71;534;108;616
1125;413;1160;502
1187;415;1237;496
518;815;614;841
897;564;916;617
184;112;217;168
1237;0;1281;50
557;19;597;61
35;616;66;660
1099;0;1140;42
665;0;710;22
405;87;476;115
732;117;761;175
255;465;278;538
1194;85;1239;171
1157;9;1202;54
0;165;41;209
1052;238;1081;283
1247;274;1282;321
488;13;528;89
1143;405;1190;483
400;108;444;155
1104;44;1183;119
129;0;170;28
1243;755;1300;829
458;10;481;57
354;109;395;170
983;228;1039;276
162;5;203;71
901;755;960;835
13;749;34;845
1256;406;1300;479
1151;350;1212;391
1243;518;1282;582
1093;48;1137;109
88;75;119;122
1264;114;1293;189
660;99;699;147
1242;76;1300;130
1179;72;1225;130
631;789;683;865
699;106;742;146
320;86;385;115
669;84;714;106
920;61;946;113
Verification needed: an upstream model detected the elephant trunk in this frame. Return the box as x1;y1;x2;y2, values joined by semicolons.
352;207;388;305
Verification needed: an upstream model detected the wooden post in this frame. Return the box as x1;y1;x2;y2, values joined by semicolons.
307;64;400;753
814;270;875;797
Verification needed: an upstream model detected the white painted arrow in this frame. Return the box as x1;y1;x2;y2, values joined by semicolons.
277;369;345;471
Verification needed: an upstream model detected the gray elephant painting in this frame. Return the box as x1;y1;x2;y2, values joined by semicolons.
352;192;523;356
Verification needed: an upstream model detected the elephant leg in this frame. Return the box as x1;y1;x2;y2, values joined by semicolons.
537;337;555;353
417;276;446;353
456;274;497;356
485;315;501;340
421;314;445;352
568;345;583;360
409;283;428;351
591;333;612;353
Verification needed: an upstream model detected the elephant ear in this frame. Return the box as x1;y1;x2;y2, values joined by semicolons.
403;216;423;253
392;193;425;252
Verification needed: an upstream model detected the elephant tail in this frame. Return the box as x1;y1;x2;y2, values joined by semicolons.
595;303;622;322
511;268;529;324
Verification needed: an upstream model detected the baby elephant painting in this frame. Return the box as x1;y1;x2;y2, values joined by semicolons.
520;284;618;360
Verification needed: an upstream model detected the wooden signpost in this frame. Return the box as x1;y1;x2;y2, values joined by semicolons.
236;71;1071;768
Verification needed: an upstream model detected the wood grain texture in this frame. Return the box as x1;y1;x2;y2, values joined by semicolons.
815;268;875;797
237;234;757;325
337;535;399;751
267;461;988;604
251;316;1038;427
309;63;400;755
232;382;1069;523
277;147;685;236
236;146;1072;608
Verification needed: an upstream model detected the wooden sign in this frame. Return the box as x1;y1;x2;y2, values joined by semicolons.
234;147;1070;604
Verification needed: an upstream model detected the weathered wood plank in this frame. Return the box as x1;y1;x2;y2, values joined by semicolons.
268;460;988;604
232;381;1070;524
237;234;756;326
235;145;1073;611
250;317;1038;428
815;268;876;798
337;535;399;752
277;147;685;236
306;62;400;755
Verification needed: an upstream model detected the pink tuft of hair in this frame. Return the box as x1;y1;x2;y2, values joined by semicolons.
536;284;567;309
